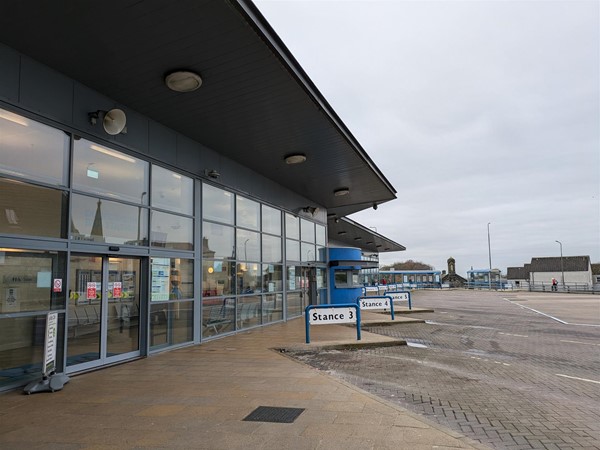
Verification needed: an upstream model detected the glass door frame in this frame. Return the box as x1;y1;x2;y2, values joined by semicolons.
66;252;147;374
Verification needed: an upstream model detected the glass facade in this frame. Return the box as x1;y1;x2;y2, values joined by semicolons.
0;106;331;390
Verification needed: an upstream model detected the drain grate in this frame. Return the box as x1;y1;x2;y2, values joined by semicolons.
243;406;305;423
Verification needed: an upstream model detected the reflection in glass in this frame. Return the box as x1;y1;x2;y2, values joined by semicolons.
236;263;261;294
106;257;140;357
202;297;235;338
301;242;316;262
203;184;233;224
262;264;283;292
301;219;315;243
71;194;148;245
67;255;102;366
285;213;299;239
236;229;260;261
262;235;282;263
262;205;281;235
286;239;300;261
0;315;63;389
149;301;193;350
150;258;193;301
202;260;235;297
316;224;326;246
263;294;283;323
237;295;261;330
72;139;149;204
0;249;67;313
150;211;193;250
286;292;303;318
151;165;193;215
0;178;68;238
0;108;69;186
203;222;234;259
236;196;259;230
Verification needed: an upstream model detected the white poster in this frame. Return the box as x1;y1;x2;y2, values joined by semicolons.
43;312;58;375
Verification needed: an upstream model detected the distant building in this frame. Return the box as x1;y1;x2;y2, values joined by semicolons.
507;256;594;289
441;257;467;287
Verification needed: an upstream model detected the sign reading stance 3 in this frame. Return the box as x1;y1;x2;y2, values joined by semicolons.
305;304;361;344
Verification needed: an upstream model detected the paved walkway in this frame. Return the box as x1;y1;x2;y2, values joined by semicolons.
0;310;483;449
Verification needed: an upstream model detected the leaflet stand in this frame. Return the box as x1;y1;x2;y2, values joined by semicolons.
24;312;70;394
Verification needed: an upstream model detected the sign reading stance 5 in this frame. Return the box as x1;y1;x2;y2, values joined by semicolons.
359;297;391;310
309;307;356;325
389;292;409;301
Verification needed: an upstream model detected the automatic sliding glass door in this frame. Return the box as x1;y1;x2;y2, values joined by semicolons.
67;254;141;372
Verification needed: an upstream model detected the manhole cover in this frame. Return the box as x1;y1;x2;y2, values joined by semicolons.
243;406;305;423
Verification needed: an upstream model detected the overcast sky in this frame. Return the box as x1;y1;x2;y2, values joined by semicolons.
255;0;599;276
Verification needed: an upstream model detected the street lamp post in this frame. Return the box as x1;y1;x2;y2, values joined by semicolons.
555;240;565;289
487;222;492;290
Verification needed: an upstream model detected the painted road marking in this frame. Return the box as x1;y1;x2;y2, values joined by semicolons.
499;332;529;338
470;356;510;366
556;374;600;384
560;339;600;346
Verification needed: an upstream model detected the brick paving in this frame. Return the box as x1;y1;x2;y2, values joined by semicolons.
286;290;600;450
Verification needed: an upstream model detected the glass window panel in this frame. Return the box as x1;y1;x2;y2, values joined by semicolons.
203;184;233;224
202;297;235;338
286;265;305;291
151;165;193;215
72;139;149;204
317;246;326;262
0;249;67;313
262;264;283;292
262;293;283;323
151;258;193;301
71;193;148;245
262;205;281;236
301;219;315;243
149;301;193;350
285;213;299;240
151;211;193;250
203;222;234;259
316;224;326;246
236;263;261;294
301;242;316;262
236;196;259;230
202;260;235;297
262;235;282;263
237;295;261;330
0;178;68;238
236;229;260;261
286;292;303;318
0;108;69;186
286;239;300;262
0;314;65;389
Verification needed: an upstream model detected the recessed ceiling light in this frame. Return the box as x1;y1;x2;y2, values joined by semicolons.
334;188;350;196
366;241;373;245
284;154;307;164
165;71;203;92
338;231;347;235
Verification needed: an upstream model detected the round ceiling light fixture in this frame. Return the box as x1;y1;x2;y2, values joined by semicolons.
165;70;203;92
334;187;350;197
284;153;307;165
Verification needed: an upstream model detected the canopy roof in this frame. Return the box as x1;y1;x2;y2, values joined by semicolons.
0;0;397;216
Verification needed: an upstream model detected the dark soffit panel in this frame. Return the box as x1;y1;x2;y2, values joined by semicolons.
0;0;397;215
328;217;406;254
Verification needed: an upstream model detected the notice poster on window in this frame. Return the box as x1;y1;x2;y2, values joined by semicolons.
151;257;170;301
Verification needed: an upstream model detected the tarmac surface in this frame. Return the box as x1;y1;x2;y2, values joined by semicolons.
0;308;483;450
285;290;600;450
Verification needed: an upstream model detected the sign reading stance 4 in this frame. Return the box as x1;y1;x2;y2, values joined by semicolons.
359;297;391;310
309;307;356;325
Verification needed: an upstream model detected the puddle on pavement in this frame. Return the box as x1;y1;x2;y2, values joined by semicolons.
406;342;428;348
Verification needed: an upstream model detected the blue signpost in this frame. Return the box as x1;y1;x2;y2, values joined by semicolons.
387;291;412;310
305;303;361;344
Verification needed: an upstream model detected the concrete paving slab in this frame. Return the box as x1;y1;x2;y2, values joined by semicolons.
0;316;483;450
